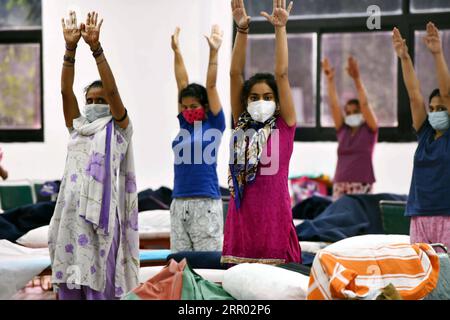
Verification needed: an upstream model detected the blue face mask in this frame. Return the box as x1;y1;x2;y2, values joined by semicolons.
428;111;450;131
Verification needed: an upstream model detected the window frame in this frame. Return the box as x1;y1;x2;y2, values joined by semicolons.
0;28;43;142
239;0;450;142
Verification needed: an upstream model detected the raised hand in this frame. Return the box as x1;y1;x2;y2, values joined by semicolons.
81;11;103;49
62;11;81;47
423;22;442;55
171;27;181;52
205;24;223;51
322;58;335;80
346;56;360;79
231;0;251;28
261;0;293;27
392;27;409;59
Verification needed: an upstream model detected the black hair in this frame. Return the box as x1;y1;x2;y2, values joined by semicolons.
345;99;360;108
178;83;209;107
429;88;441;104
241;73;279;108
84;80;103;98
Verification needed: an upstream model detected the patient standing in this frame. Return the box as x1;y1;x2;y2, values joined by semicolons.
170;25;226;252
393;23;450;251
322;57;378;201
48;11;139;299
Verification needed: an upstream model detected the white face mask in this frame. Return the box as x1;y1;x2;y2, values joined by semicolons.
247;100;276;123
83;104;111;123
344;113;364;127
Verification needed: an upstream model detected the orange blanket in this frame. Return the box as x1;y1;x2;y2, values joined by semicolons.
307;243;440;300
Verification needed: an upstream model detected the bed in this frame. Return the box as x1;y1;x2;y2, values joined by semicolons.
15;210;171;250
0;239;171;299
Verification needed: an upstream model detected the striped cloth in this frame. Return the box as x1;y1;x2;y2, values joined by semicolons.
307;243;440;300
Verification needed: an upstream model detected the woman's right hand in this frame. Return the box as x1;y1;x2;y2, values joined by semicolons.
392;27;409;59
171;27;181;52
321;58;335;81
231;0;251;29
62;11;81;48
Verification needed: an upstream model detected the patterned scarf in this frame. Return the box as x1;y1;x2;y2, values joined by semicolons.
228;111;279;209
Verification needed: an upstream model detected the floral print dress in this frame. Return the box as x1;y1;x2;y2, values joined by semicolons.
48;116;139;297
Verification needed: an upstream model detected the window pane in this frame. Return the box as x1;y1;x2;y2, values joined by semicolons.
246;33;317;127
415;30;450;102
320;32;397;127
0;0;41;30
245;0;401;19
411;0;450;13
0;44;41;129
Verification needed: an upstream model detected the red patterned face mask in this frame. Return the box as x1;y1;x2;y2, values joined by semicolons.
182;107;206;124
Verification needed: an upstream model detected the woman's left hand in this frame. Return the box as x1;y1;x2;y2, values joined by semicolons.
423;22;442;55
346;56;360;80
205;24;223;51
81;11;103;50
261;0;293;27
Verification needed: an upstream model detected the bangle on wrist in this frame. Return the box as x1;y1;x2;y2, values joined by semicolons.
63;55;75;64
114;108;128;122
92;45;104;58
236;24;249;34
65;43;77;51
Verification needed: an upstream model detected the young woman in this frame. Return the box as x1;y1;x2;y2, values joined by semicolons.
393;23;450;252
170;25;226;252
322;56;378;201
48;11;139;299
221;0;301;265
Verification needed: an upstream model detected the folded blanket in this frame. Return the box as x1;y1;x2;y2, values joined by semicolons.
297;193;408;242
0;201;55;241
308;242;440;300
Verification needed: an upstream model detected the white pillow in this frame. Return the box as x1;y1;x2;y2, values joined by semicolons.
300;241;331;254
222;263;309;300
138;210;170;231
325;234;410;251
16;225;49;248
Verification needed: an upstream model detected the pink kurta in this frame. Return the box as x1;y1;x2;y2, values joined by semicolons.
222;117;301;265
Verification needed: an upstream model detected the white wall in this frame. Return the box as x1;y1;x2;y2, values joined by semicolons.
1;0;416;195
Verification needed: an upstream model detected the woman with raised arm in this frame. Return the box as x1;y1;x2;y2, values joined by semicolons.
322;56;378;201
48;11;139;300
221;0;301;265
170;25;226;252
393;24;450;252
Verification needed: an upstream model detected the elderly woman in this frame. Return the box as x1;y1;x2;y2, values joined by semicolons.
48;11;139;300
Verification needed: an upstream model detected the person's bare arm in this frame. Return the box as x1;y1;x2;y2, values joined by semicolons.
230;0;251;124
81;12;128;129
171;27;189;113
261;0;296;127
424;22;450;100
204;25;224;116
322;58;344;130
393;27;427;131
347;56;378;131
61;11;81;128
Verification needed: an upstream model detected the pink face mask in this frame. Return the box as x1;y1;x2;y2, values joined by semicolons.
182;107;206;124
